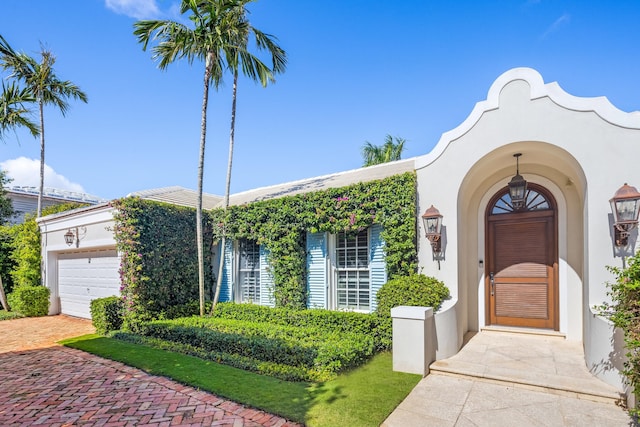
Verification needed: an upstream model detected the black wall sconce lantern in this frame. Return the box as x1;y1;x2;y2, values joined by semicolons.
422;205;443;253
64;227;86;248
610;183;640;247
508;153;527;210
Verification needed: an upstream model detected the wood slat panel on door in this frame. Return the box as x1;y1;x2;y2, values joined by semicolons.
494;221;549;274
498;262;547;278
495;281;548;319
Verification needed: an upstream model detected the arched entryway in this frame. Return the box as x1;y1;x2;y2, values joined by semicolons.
485;183;559;330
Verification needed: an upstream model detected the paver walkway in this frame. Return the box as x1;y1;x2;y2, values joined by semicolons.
383;329;637;427
0;315;300;427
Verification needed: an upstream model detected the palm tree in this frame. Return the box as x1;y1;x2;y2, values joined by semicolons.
0;81;39;141
134;0;270;316
361;134;407;167
211;1;286;314
0;35;87;218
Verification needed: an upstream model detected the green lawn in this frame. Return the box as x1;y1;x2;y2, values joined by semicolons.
61;334;420;426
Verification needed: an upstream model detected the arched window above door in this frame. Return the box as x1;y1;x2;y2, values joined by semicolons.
491;185;552;214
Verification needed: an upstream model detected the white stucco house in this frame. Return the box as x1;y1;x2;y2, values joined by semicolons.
37;67;640;395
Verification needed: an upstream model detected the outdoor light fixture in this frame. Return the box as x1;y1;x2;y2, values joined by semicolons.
508;153;527;210
422;205;443;253
63;227;86;248
610;183;640;247
64;229;75;246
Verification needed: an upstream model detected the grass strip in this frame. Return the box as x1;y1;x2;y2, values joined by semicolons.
0;310;24;320
61;334;420;426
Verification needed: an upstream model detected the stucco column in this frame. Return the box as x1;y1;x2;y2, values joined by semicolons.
391;306;435;376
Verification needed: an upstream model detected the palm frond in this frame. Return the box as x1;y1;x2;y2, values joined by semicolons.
0;82;39;140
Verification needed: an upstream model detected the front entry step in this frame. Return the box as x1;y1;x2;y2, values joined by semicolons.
429;331;625;406
481;325;566;338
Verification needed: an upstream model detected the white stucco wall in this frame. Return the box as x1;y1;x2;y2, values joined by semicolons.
37;204;118;316
414;68;640;390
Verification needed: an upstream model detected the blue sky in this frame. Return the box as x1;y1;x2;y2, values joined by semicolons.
1;0;639;200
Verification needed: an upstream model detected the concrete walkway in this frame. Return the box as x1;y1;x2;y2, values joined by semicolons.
383;329;636;426
0;315;300;427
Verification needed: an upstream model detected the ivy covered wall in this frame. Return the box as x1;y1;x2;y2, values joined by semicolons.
210;172;418;309
113;172;417;315
111;198;214;321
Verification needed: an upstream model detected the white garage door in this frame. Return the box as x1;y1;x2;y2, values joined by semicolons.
58;249;120;319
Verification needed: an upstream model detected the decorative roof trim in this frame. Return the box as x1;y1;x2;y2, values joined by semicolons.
416;67;640;170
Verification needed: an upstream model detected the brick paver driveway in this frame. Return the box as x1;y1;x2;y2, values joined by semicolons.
0;315;300;426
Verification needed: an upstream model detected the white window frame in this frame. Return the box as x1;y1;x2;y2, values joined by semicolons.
235;239;260;303
329;228;371;312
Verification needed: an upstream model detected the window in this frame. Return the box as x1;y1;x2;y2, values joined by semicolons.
335;229;370;310
237;239;260;303
491;186;551;215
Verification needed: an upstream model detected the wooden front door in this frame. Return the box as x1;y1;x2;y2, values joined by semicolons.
486;184;558;330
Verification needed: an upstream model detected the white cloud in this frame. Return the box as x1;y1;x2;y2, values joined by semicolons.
0;157;85;193
540;13;571;39
105;0;161;19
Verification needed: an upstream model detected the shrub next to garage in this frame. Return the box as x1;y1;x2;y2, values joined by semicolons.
90;296;124;335
7;285;49;317
111;198;214;327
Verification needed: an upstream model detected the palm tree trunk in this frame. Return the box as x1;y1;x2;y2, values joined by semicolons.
0;274;9;311
197;66;211;317
210;68;239;315
37;99;45;218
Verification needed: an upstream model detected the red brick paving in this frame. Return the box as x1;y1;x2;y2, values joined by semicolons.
0;316;301;426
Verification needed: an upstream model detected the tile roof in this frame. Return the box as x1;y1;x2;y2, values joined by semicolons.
226;158;416;207
128;186;223;210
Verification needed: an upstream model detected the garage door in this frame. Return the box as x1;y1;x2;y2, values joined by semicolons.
58;249;120;319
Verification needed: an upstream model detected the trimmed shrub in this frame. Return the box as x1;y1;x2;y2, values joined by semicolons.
375;274;450;345
132;316;375;381
212;302;382;336
7;285;50;317
113;331;317;382
90;296;124;335
375;274;450;317
212;302;391;351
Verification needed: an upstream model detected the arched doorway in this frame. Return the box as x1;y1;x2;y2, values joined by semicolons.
485;183;559;330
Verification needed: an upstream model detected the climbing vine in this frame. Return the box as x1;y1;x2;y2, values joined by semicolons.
111;198;214;324
210;172;418;309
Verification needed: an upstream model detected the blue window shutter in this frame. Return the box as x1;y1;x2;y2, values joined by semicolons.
219;239;234;302
306;232;327;308
369;224;387;312
259;245;275;307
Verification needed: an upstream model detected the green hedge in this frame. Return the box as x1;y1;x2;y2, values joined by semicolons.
212;302;381;335
130;315;375;382
213;302;392;351
7;285;50;317
111;198;214;327
112;332;317;382
90;296;124;335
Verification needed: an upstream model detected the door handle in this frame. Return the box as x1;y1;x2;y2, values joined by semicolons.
490;272;495;296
